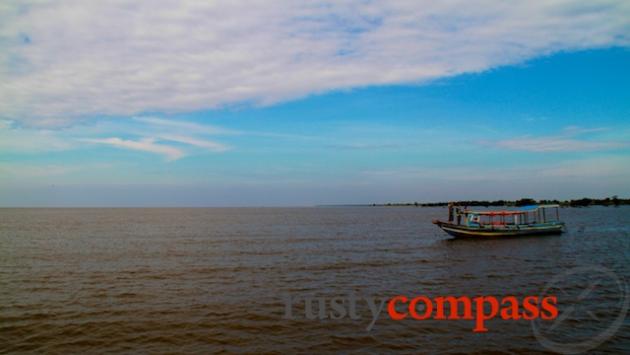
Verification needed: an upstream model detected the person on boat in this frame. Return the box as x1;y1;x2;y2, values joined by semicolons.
468;214;481;227
448;202;454;222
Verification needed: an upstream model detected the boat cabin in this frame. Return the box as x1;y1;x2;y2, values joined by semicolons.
458;205;561;227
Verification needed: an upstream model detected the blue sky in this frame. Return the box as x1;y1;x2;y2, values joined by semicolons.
1;1;629;206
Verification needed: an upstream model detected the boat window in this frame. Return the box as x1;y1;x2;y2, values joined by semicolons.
542;207;559;222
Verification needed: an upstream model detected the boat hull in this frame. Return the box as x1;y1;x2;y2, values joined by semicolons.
433;221;564;239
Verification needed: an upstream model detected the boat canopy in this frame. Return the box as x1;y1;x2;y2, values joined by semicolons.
519;204;560;210
463;204;560;216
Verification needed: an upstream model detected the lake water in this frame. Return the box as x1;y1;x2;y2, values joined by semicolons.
1;207;629;353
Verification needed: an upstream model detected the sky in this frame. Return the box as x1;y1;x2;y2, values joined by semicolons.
1;0;629;207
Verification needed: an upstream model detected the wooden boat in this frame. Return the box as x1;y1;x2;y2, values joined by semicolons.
433;204;565;238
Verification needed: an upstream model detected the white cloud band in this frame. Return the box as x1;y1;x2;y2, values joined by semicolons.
1;0;629;125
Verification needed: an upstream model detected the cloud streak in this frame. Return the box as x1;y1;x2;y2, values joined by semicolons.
1;0;629;125
133;116;240;135
81;137;185;161
490;137;628;152
481;126;630;152
0;115;233;160
159;134;230;152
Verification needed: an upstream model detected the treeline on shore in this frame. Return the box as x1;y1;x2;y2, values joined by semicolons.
372;196;630;208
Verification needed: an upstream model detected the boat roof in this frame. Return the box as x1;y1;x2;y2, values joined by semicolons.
464;204;560;215
519;204;560;210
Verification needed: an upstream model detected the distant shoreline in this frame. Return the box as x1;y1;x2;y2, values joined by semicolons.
362;196;630;208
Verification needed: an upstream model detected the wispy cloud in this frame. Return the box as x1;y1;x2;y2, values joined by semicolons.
0;116;233;160
159;134;230;152
133;116;240;135
561;125;608;135
361;156;630;182
81;137;185;161
135;115;312;141
1;1;629;125
490;137;628;152
481;126;629;152
0;119;73;152
541;156;630;178
327;143;401;150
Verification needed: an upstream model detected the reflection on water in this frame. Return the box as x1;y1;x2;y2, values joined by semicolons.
1;207;629;353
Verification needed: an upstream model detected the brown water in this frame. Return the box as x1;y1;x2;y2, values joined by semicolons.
1;207;629;354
